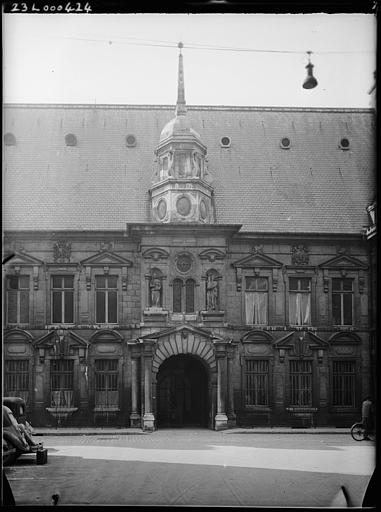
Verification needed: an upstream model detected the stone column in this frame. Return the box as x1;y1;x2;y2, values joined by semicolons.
227;345;237;427
214;342;228;430
129;356;141;427
142;340;155;431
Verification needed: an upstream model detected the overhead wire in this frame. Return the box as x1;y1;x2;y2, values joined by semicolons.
61;35;373;55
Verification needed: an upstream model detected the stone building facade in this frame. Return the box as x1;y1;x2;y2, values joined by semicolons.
3;49;376;430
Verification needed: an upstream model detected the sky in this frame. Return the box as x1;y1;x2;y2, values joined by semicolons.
2;13;376;108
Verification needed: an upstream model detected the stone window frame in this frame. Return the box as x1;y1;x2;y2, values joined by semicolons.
90;267;122;327
5;273;31;327
50;274;76;325
330;358;357;409
284;268;317;328
46;265;79;328
243;357;272;409
240;268;277;327
324;270;363;328
170;277;198;314
94;274;119;325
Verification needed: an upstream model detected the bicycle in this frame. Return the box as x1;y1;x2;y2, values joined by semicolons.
350;422;376;441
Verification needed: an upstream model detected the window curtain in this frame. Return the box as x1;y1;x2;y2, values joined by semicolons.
290;292;311;325
245;292;267;324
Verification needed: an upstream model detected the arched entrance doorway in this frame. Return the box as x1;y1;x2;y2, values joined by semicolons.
156;354;208;428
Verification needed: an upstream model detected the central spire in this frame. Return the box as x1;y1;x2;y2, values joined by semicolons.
175;42;187;116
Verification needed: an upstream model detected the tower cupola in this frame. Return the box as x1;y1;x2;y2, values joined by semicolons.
150;43;214;224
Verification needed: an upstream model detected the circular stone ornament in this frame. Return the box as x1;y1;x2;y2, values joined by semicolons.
157;199;167;220
176;196;191;216
176;254;192;273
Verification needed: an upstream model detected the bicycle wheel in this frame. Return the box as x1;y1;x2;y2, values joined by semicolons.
351;423;365;441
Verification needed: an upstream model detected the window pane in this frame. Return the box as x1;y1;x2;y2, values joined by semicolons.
332;278;341;291
256;278;268;291
185;279;195;313
245;360;269;405
246;277;255;290
332;294;341;325
8;276;19;290
108;291;117;323
245;292;268;324
332;360;355;406
173;279;182;313
289;278;298;291
108;276;118;288
64;291;73;323
64;276;74;288
343;279;353;291
96;276;106;288
52;291;62;323
7;291;17;323
52;276;62;288
19;276;30;289
20;291;29;323
96;291;106;323
300;278;310;291
343;294;353;325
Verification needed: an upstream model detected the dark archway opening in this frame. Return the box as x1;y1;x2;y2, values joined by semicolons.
156;354;208;428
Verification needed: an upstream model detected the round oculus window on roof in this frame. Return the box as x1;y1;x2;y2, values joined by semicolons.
339;138;350;149
126;134;136;147
65;133;77;146
4;133;16;146
220;136;231;147
280;137;291;149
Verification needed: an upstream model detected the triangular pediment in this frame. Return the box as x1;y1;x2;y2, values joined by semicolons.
273;332;295;348
139;324;225;343
80;251;132;267
3;251;43;267
319;254;368;270
232;253;283;269
305;331;330;348
34;330;88;348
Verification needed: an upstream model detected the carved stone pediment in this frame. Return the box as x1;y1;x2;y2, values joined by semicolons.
232;253;283;269
3;251;43;267
80;251;133;267
34;330;88;349
319;254;368;270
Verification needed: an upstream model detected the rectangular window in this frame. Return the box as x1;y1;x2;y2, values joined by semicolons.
173;279;182;313
289;360;312;406
245;360;269;406
245;277;268;325
95;359;119;408
6;275;29;324
289;277;311;326
50;359;74;407
332;278;353;325
332;360;355;407
52;276;74;324
5;360;29;403
95;275;118;323
185;279;195;313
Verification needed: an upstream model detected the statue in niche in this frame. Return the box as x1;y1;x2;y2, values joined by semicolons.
206;273;218;311
192;151;202;178
149;272;162;307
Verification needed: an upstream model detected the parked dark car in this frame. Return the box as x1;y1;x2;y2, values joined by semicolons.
2;397;43;466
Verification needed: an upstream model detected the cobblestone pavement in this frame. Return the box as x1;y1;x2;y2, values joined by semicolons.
5;429;376;507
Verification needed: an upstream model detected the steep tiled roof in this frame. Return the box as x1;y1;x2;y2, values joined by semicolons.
3;104;375;234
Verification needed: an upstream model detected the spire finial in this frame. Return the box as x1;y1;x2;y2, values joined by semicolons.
175;42;186;116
